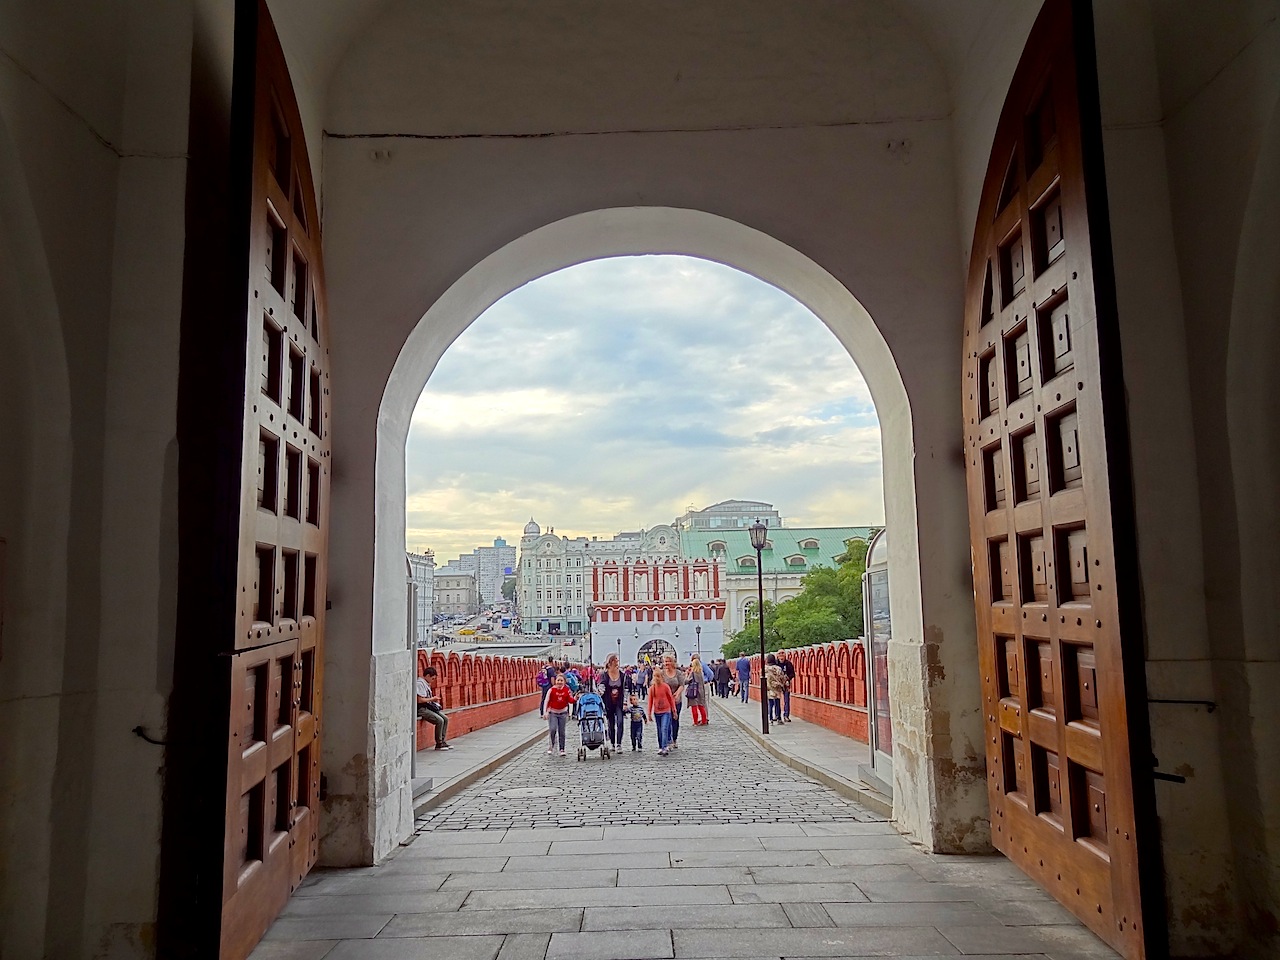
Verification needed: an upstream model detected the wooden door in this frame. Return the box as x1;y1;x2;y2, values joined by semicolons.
962;2;1161;957
219;3;331;956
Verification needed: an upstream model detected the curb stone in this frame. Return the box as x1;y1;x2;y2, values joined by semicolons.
708;696;894;819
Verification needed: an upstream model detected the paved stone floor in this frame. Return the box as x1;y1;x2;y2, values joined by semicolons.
252;709;1121;960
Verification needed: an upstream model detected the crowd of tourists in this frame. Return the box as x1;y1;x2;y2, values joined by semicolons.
534;650;797;757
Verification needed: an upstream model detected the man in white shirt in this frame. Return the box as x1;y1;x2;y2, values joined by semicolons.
415;667;452;750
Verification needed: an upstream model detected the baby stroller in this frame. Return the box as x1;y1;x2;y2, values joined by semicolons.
575;690;611;760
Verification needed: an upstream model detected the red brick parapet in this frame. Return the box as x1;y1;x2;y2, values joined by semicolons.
415;649;544;749
741;640;869;742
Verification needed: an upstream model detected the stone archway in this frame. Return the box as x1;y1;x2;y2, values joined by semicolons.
363;206;949;854
637;638;678;665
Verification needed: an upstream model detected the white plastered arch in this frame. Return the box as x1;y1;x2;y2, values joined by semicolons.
373;205;925;812
0;101;74;958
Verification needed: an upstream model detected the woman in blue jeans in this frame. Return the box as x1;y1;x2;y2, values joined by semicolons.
658;655;685;748
599;654;628;751
647;667;678;756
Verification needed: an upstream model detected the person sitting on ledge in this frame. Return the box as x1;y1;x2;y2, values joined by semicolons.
416;667;453;750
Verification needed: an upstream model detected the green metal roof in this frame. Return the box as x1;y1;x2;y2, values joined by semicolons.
680;526;878;576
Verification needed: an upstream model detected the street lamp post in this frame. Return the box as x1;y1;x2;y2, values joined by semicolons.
616;637;621;664
585;603;595;675
749;519;770;735
674;626;680;662
695;624;702;662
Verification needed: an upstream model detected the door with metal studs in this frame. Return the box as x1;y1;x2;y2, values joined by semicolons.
962;2;1161;957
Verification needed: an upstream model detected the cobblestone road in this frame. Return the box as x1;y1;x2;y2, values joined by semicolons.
418;707;881;831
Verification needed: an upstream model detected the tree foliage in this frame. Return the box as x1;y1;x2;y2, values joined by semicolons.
501;576;517;601
719;537;870;657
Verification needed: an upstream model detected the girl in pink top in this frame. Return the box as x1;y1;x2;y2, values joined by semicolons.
647;673;677;756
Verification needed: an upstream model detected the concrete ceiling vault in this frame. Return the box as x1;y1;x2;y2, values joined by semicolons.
267;0;1013;136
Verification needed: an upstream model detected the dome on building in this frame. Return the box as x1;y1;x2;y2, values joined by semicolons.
523;518;541;536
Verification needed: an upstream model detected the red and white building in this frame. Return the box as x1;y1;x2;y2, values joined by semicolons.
589;557;726;664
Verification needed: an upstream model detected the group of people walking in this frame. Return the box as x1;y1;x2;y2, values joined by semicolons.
535;649;797;757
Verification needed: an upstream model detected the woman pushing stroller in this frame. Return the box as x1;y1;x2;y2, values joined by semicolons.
599;654;628;752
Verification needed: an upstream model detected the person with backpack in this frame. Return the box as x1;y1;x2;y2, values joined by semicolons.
777;652;796;722
765;653;786;723
536;658;555;717
564;667;580;718
686;656;708;725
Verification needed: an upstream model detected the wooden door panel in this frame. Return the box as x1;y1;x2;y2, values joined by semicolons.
220;2;330;957
962;2;1158;957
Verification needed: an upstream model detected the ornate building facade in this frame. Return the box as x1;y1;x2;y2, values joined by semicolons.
589;556;726;664
516;519;685;638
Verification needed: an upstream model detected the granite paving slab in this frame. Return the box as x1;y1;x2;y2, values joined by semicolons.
823;901;1003;927
498;933;554;960
463;885;733;910
581;903;791;932
377;908;584;938
938;925;1119;958
280;891;466;917
547;929;674;960
617;867;756;887
442;869;618;890
262;915;392;941
247;942;338;960
324;934;504;960
728;882;871;904
673;926;961;957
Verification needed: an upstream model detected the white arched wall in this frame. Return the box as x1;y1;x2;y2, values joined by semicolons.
1224;88;1280;951
361;206;953;855
0;102;73;960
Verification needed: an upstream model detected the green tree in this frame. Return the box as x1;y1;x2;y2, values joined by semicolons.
721;537;871;656
501;576;517;601
721;599;782;658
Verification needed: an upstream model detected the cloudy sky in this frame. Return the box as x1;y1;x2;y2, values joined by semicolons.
406;256;883;562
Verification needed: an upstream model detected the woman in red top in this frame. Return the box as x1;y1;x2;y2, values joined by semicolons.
647;671;677;756
544;672;576;756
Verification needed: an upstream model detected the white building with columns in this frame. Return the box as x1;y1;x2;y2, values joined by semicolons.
406;550;436;645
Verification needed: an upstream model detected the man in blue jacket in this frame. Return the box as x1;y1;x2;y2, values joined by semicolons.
735;656;752;703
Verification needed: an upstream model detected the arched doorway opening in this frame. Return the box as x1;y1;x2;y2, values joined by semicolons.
368;206;939;846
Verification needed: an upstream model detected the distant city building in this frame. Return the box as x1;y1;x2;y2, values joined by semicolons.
406;550;436;644
516;519;683;637
681;525;878;633
463;538;517;606
673;499;783;531
436;537;517;607
435;567;478;616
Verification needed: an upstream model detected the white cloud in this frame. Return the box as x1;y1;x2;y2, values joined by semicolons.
406;256;884;560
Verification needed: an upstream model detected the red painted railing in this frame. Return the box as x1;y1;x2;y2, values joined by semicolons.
415;650;543;748
742;640;869;742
